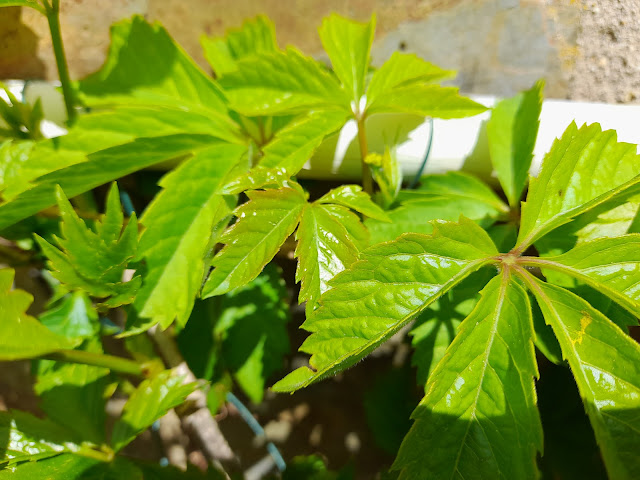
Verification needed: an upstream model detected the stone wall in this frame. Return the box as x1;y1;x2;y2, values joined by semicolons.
1;0;638;103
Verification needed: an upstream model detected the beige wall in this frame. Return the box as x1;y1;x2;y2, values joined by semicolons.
1;0;638;103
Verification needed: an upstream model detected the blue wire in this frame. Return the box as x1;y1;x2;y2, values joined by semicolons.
409;117;434;189
120;190;135;217
226;391;287;472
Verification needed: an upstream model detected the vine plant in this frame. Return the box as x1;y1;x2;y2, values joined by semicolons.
0;3;639;479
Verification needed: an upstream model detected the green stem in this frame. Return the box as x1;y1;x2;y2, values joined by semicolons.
44;0;76;125
356;116;374;196
43;349;145;377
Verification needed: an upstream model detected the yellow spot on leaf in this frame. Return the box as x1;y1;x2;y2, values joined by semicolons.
573;312;592;345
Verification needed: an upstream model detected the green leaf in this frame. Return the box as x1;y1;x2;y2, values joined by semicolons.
363;366;415;455
318;14;375;104
259;110;349;175
130;144;244;332
0;132;220;230
78;16;227;114
34;339;110;444
317;184;390;222
366;53;454;108
111;370;197;452
366;172;507;243
525;276;640;479
215;265;290;403
0;410;82;465
35;184;140;302
322;204;370;250
201;15;278;76
516;122;640;250
487;80;544;207
0;0;43;13
365;84;487;118
394;274;542;479
410;275;483;388
0;269;77;360
0;455;100;479
366;148;403;210
273;218;497;392
39;291;99;340
295;204;360;314
219;48;348;115
202;187;307;297
529;235;640;318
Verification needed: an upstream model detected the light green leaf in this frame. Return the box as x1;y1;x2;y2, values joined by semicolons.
35;339;110;445
221;166;290;194
528;235;640;318
130;144;245;332
321;203;370;251
365;84;487;118
525;276;640;479
39;291;99;340
366;172;507;244
394;274;542;479
487;80;544;207
317;184;390;222
215;265;290;403
319;14;375;104
35;184;140;302
201;15;278;76
516;122;640;250
0;0;43;13
273;218;498;392
0;454;101;479
366;52;454;108
366;148;403;209
259;110;349;175
295;204;360;315
202;187;307;297
219;48;348;115
78;16;227;114
0;132;221;230
111;370;197;452
0;410;81;466
0;269;77;360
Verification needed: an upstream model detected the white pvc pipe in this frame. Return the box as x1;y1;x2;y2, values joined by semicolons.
5;80;640;182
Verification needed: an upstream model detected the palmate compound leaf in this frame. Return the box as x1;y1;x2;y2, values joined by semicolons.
393;273;542;479
487;80;544;208
522;273;640;479
127;144;246;333
202;187;308;297
318;14;375;104
111;370;197;452
515;122;640;251
35;183;140;304
272;217;498;392
201;15;279;77
316;184;390;222
0;269;77;360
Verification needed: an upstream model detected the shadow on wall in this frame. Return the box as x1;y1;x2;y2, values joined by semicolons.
0;7;45;80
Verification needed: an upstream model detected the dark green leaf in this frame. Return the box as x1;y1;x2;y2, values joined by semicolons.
273;218;497;392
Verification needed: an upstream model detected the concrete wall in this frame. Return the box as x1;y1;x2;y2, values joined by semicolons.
1;0;638;103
